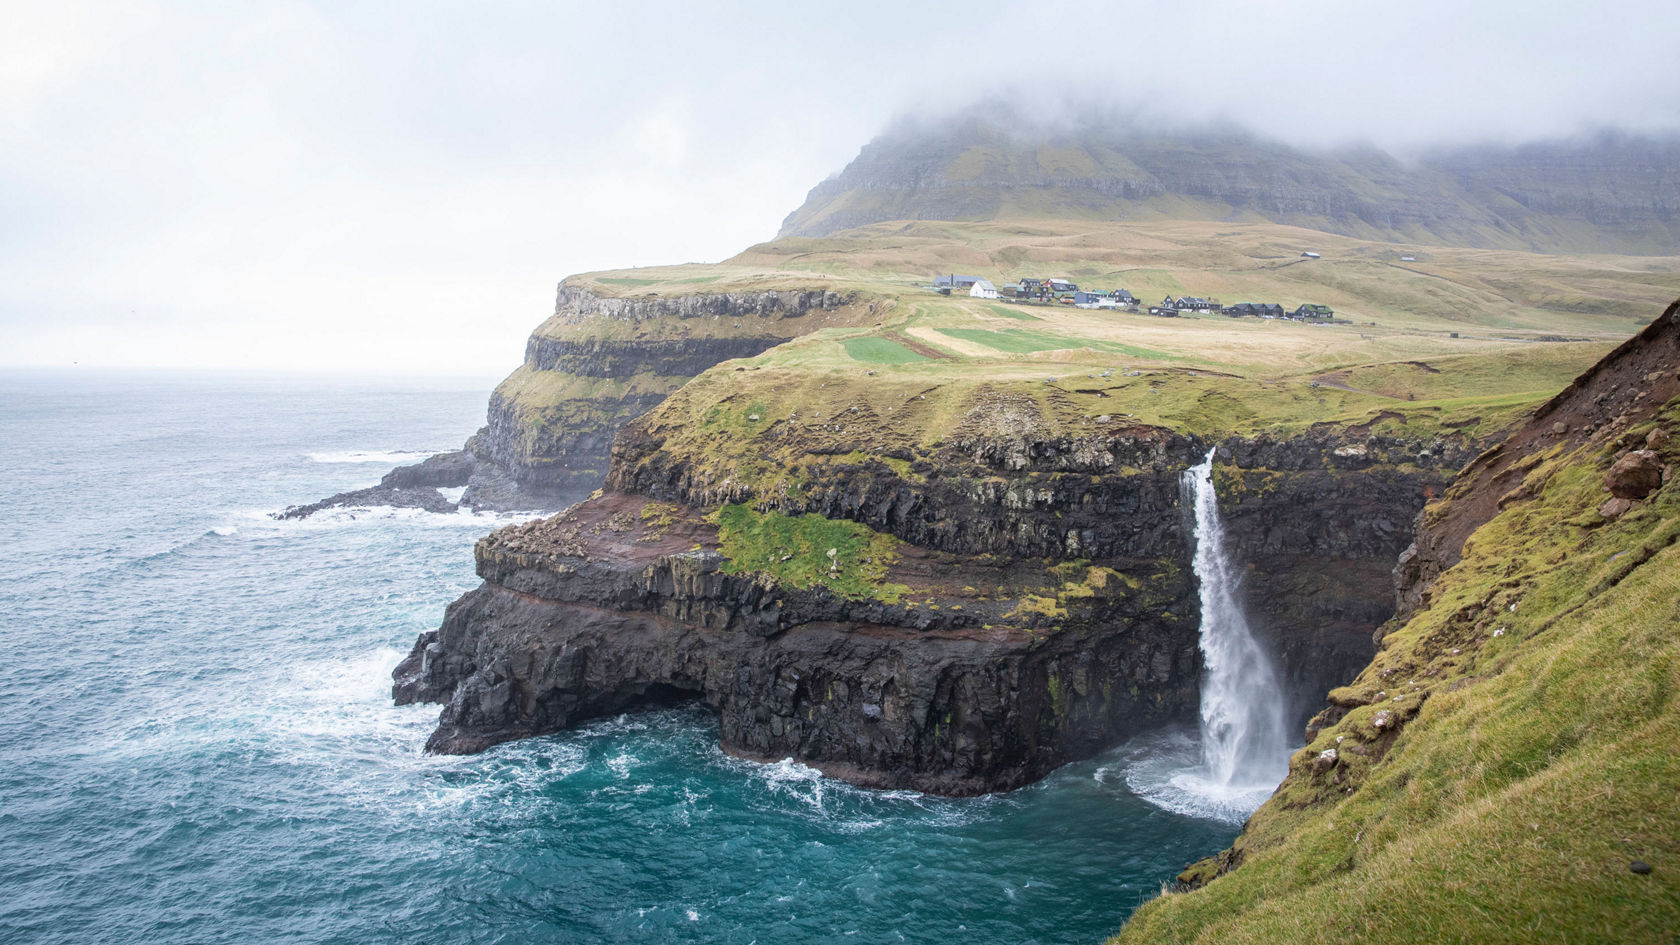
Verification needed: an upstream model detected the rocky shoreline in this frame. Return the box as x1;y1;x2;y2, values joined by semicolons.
393;418;1478;794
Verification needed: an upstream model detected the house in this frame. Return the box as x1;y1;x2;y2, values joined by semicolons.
1048;279;1078;295
1148;305;1180;317
1400;256;1416;262
934;274;982;289
1072;290;1106;307
1292;303;1334;321
1223;302;1254;317
1018;278;1049;300
1109;289;1137;305
970;279;999;300
1261;303;1285;318
1301;251;1321;259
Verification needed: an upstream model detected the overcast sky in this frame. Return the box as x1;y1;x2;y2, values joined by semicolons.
4;0;1677;375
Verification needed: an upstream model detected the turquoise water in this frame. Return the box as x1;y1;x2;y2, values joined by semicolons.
0;372;1238;944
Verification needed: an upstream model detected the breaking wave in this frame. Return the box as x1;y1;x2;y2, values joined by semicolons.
306;449;444;464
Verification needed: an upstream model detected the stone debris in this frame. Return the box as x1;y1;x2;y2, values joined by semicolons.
1605;449;1663;499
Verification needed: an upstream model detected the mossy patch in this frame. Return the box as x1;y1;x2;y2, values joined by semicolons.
710;504;911;603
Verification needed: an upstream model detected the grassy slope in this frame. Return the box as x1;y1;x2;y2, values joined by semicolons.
1114;400;1680;944
505;220;1677;470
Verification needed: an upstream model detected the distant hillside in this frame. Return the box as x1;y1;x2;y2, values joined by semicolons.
779;117;1680;254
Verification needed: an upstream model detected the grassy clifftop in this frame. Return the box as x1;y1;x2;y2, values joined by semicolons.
1113;315;1680;944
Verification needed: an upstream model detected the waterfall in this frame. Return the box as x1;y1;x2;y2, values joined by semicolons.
1122;448;1292;823
1180;448;1289;792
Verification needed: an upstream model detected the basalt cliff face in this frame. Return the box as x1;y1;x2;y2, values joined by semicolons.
396;362;1487;793
281;284;868;517
462;285;864;510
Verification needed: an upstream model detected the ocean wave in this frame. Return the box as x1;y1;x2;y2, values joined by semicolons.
248;505;543;530
305;449;446;465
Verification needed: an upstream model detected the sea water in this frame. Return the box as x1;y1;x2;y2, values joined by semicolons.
0;371;1238;945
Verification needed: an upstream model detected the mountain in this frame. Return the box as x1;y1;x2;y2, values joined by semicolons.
779;116;1680;255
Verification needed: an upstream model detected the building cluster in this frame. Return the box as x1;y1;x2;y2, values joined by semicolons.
930;274;1334;321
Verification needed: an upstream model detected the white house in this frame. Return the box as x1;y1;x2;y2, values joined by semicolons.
969;279;999;299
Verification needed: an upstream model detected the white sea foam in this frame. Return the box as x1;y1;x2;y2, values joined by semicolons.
437;486;467;503
306;449;444;464
249;504;542;531
209;526;239;537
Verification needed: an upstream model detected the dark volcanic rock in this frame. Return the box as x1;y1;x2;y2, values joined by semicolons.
379;450;475;489
399;411;1481;792
1605;449;1663;499
396;582;1192;795
274;485;456;520
394;494;1196;795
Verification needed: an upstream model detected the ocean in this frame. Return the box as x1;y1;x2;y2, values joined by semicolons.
0;371;1238;945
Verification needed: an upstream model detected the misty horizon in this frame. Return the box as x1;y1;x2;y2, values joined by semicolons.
3;1;1677;374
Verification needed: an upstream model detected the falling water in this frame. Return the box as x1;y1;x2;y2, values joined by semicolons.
1180;448;1289;791
1126;448;1291;823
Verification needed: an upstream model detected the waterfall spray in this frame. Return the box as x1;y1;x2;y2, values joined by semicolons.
1180;448;1289;792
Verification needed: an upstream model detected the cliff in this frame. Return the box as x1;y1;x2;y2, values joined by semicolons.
281;283;874;517
1115;301;1680;943
779;117;1680;255
394;342;1502;793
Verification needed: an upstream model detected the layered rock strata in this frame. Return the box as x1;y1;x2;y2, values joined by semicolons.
395;492;1197;795
398;414;1480;793
285;284;860;515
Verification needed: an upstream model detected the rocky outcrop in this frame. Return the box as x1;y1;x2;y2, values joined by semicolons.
611;414;1480;726
455;286;856;510
398;403;1488;793
394;493;1197;795
274;483;458;520
281;285;857;517
378;449;475;489
548;285;851;326
1394;300;1680;617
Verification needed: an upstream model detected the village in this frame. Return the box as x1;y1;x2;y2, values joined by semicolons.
930;273;1337;322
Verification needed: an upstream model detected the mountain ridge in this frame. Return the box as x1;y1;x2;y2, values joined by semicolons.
780;117;1680;255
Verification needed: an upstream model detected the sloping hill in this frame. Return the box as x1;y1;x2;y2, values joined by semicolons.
780;115;1680;255
1113;301;1680;944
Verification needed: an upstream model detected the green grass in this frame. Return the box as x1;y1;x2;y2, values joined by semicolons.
934;327;1177;362
984;302;1043;321
594;276;663;287
1114;397;1680;945
710;504;911;603
841;336;930;364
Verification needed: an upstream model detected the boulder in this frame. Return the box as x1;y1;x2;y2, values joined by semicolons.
1605;449;1663;499
1598;496;1635;520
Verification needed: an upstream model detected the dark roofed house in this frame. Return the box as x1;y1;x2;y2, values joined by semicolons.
1292;303;1334;321
1110;289;1136;304
1049;278;1079;294
934;274;983;289
1262;303;1285;318
1223;302;1257;317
